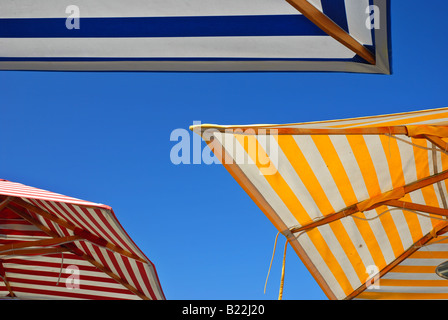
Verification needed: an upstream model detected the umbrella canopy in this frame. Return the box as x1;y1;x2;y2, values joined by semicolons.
192;107;448;300
0;179;165;300
0;0;390;73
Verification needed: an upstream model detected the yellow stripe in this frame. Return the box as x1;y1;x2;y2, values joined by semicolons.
391;266;436;273
276;135;367;284
311;135;387;270
411;138;440;228
379;135;424;243
331;112;448;129
234;134;354;296
346;135;404;258
234;134;311;226
357;292;448;300
411;251;448;259
440;146;448;207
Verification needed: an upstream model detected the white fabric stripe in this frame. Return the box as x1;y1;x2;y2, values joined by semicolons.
97;208;141;256
115;254;138;293
0;0;301;18
308;0;323;11
329;135;369;202
383;272;445;281
364;135;414;250
269;136;363;290
291;135;377;270
363;135;393;193
423;243;448;251
436;151;448;208
292;136;346;212
9;282;139;299
87;208;126;251
399;258;446;266
395;136;434;236
6;271;128;290
270;137;323;222
0;37;356;59
129;258;151;298
143;262;163;300
261;109;448;130
0;224;41;231
4;263;112;279
297;233;346;299
366;286;448;294
329;135;396;263
288;135;379;279
67;205;103;239
28;200;160;298
317;224;362;290
4;255;97;268
33;200;83;231
344;0;373;45
94;245;147;297
0;184;99;206
217;133;300;229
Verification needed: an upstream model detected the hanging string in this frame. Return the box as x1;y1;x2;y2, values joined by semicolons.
386;134;448;155
278;240;288;301
352;207;448;222
56;252;64;286
264;232;280;294
265;230;308;299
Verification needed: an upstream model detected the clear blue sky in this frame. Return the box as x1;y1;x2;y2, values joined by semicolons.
1;1;447;300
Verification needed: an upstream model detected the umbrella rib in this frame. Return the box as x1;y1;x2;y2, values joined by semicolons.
424;135;448;153
384;200;448;218
290;169;448;234
0;260;15;298
346;222;448;300
5;203;151;300
285;0;376;65
0;235;82;256
194;126;409;136
9;197;147;264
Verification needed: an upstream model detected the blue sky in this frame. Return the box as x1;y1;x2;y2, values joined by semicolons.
1;1;448;300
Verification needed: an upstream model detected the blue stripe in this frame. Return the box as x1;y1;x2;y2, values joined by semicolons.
0;57;354;62
320;0;349;33
0;15;327;38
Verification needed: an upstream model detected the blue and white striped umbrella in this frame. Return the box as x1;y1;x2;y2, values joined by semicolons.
0;0;391;73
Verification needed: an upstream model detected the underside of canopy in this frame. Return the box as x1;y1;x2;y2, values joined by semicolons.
0;180;165;300
192;107;448;300
0;0;391;73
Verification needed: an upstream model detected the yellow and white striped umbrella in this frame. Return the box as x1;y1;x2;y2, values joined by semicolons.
192;107;448;300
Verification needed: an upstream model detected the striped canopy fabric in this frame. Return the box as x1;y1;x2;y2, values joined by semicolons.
0;180;165;300
0;0;390;73
192;107;448;300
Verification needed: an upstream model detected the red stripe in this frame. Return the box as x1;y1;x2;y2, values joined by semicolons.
81;207;122;249
33;199;81;230
0;219;32;225
5;267;119;284
105;250;129;288
0;208;23;219
65;202;101;236
7;276;133;296
121;255;145;297
10;286;132;300
0;229;48;237
4;257;99;273
94;208;137;255
136;260;157;300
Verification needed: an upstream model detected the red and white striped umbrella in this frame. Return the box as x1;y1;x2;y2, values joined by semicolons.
0;179;165;300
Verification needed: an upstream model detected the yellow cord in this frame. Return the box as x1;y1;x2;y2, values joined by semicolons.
278;240;288;300
264;232;280;294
